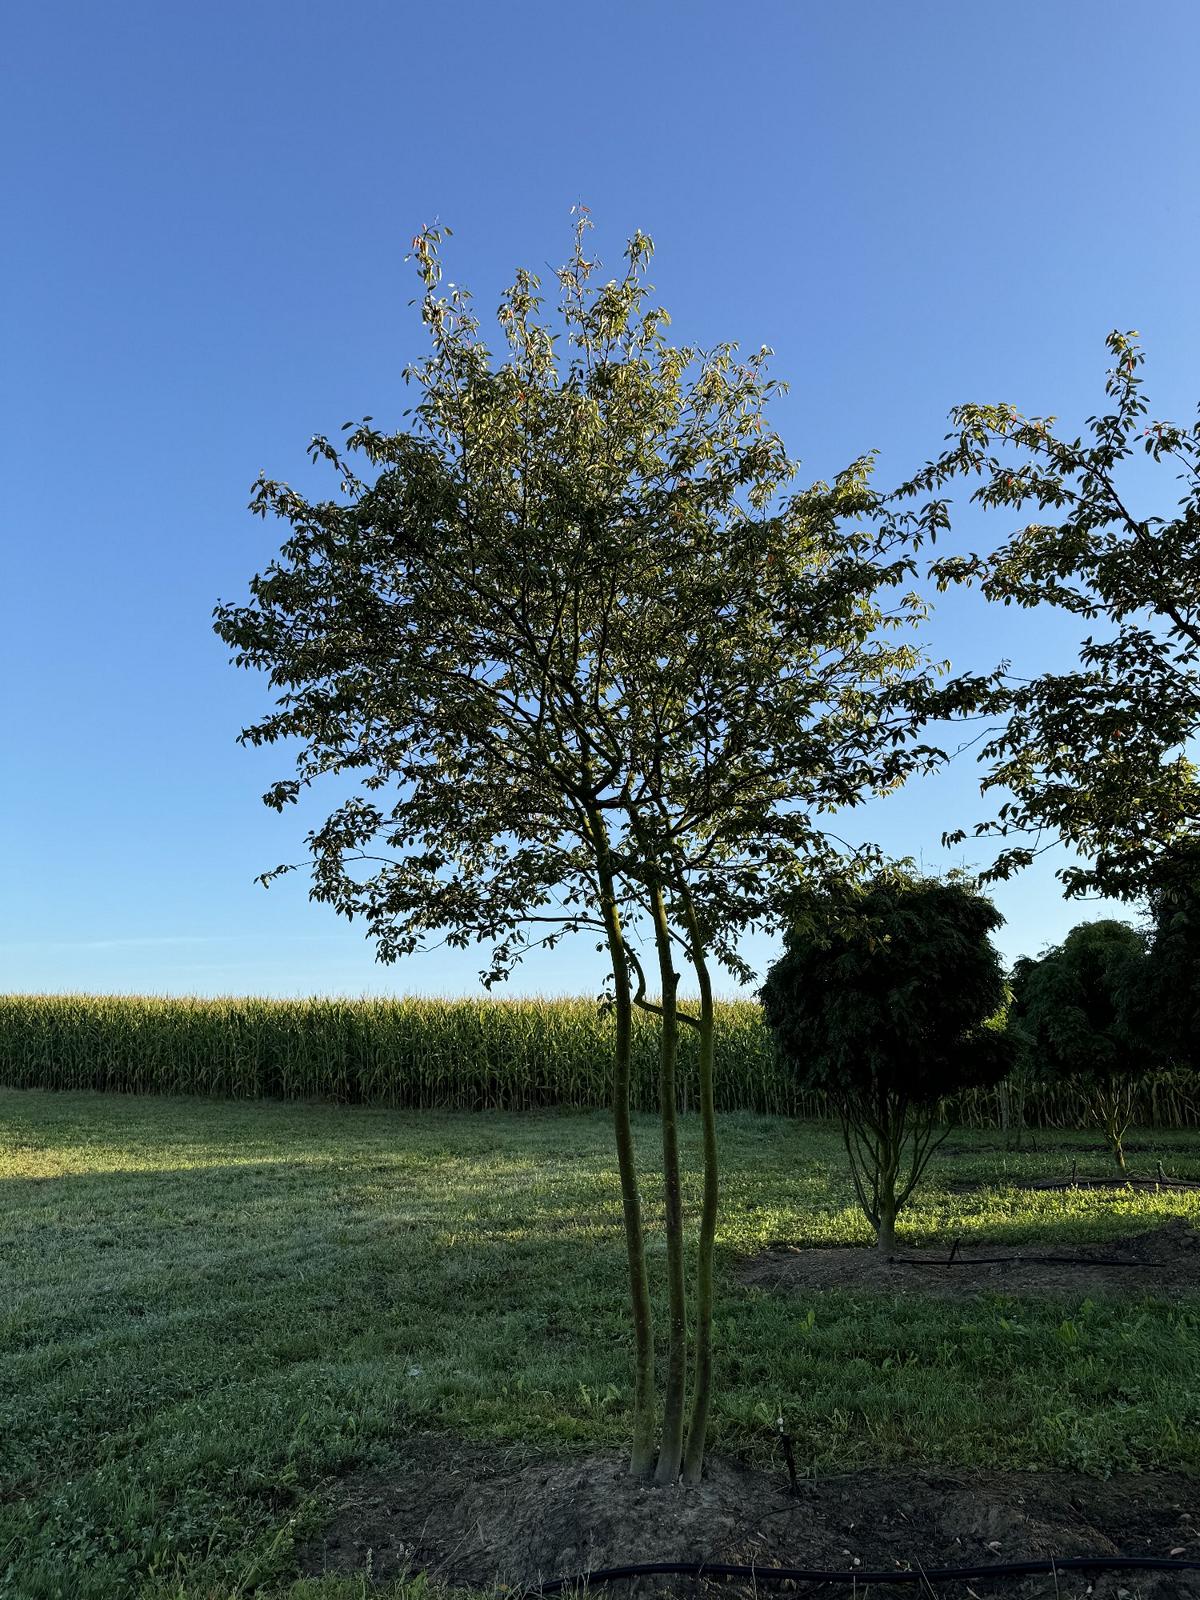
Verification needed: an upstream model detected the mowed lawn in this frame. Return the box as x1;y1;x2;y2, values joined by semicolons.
2;1089;1199;1599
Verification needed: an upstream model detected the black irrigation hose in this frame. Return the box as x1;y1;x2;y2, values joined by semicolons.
888;1253;1146;1267
1034;1178;1200;1191
524;1553;1200;1595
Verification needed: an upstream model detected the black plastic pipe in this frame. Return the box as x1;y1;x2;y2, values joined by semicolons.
1035;1177;1200;1191
524;1552;1200;1595
889;1254;1145;1267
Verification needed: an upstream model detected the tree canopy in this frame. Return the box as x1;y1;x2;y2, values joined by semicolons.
901;332;1200;901
1144;840;1200;1070
1009;919;1152;1170
215;214;980;1483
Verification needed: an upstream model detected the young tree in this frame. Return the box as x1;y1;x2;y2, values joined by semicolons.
1010;920;1152;1172
215;215;971;1482
760;871;1012;1254
900;332;1200;902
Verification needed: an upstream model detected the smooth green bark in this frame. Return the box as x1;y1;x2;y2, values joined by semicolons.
648;881;687;1486
682;904;718;1486
590;810;657;1479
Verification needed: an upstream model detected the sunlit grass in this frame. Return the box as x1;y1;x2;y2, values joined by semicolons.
1;1088;1198;1599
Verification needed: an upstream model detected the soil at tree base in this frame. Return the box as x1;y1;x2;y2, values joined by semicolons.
300;1437;1199;1598
739;1220;1200;1300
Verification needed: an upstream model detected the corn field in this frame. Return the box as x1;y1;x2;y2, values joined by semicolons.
0;994;775;1113
1;993;1197;1127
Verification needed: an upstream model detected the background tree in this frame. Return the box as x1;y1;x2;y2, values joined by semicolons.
1009;919;1153;1172
900;332;1200;902
996;960;1035;1151
215;214;972;1484
1143;838;1200;1072
760;870;1012;1254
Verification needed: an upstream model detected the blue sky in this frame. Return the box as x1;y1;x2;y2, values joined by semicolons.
3;1;1197;999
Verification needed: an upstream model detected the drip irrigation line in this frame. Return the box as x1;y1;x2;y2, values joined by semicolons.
1042;1163;1199;1186
888;1253;1145;1268
1033;1178;1200;1191
523;1553;1200;1595
524;1553;1200;1595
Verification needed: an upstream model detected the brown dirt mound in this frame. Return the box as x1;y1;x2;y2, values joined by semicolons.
739;1220;1200;1299
301;1438;1200;1599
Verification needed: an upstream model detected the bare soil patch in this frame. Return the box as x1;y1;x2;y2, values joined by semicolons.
301;1437;1200;1599
739;1220;1200;1300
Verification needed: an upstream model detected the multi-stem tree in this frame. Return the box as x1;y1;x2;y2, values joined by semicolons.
899;333;1200;901
215;215;970;1483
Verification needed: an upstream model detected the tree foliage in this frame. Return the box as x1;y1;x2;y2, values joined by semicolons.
1141;839;1200;1071
1009;919;1153;1170
215;214;973;1482
900;333;1200;900
760;870;1011;1252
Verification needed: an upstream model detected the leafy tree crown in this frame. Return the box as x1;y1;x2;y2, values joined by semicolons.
898;332;1200;900
760;869;1012;1107
1143;839;1200;1064
1009;919;1152;1085
213;216;971;986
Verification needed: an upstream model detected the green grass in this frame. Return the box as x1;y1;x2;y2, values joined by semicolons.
2;1089;1199;1599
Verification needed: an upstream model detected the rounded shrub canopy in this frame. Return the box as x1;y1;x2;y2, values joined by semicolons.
761;871;1012;1106
1011;918;1152;1087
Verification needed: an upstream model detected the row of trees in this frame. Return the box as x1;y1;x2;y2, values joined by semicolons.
215;216;1199;1483
1012;856;1200;1168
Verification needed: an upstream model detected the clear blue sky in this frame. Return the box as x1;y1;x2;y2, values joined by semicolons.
4;1;1197;999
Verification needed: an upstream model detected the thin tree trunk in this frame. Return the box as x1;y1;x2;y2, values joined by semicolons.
590;809;657;1479
682;905;717;1487
1010;1072;1028;1152
1099;1084;1129;1176
876;1190;898;1255
649;881;687;1485
875;1111;901;1255
1109;1112;1128;1173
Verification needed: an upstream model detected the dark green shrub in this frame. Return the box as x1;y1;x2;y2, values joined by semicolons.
761;871;1012;1253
